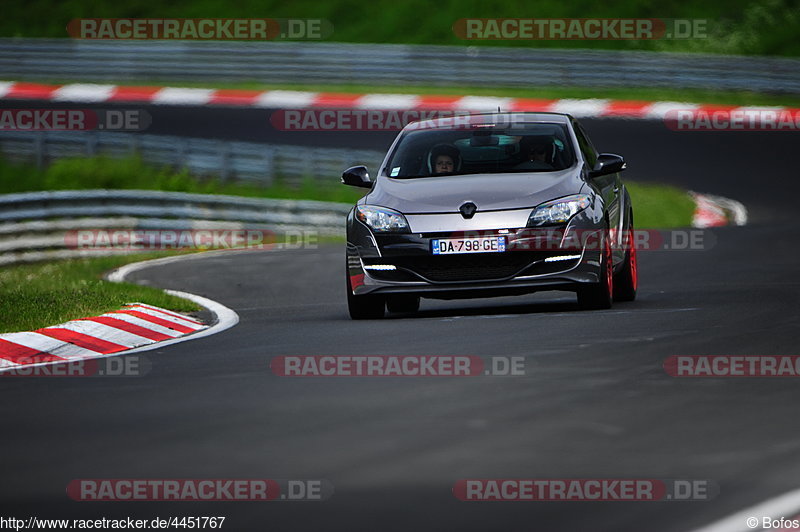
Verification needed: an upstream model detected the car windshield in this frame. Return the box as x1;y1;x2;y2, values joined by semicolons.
384;123;575;178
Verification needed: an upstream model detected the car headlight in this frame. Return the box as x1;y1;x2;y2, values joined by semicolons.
355;205;410;233
528;194;592;226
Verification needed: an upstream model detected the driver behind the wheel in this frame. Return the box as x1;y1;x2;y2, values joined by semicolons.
515;137;555;170
527;142;549;163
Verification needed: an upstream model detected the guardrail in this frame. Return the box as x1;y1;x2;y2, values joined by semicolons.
0;189;353;266
1;39;799;93
0;131;385;185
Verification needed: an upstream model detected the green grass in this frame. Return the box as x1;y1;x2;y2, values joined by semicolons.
3;0;799;56
0;253;201;334
0;155;366;204
626;182;696;229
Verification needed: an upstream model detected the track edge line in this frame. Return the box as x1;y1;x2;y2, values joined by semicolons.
104;252;240;354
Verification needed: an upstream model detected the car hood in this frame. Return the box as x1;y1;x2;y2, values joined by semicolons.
365;168;585;214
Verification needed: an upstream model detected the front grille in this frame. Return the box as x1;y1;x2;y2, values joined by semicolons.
385;252;544;282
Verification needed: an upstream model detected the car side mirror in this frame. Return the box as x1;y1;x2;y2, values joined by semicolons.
589;153;626;178
342;165;372;188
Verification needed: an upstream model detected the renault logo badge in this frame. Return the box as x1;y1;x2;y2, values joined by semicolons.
459;202;477;219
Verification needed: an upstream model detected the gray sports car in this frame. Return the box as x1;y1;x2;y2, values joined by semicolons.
342;112;637;319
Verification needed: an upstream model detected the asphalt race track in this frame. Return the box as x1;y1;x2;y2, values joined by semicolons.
1;102;799;531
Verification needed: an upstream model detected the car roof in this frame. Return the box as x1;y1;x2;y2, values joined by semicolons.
401;112;573;132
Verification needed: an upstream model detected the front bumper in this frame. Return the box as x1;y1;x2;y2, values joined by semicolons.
347;215;605;299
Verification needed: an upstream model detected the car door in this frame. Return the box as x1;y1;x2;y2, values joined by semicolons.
573;120;621;262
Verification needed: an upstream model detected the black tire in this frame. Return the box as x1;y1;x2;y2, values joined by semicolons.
577;231;613;310
346;270;385;319
386;295;420;314
613;219;638;302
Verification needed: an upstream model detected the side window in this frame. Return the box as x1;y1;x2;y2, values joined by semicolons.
573;122;598;169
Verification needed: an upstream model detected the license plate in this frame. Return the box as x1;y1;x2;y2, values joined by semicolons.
431;236;506;255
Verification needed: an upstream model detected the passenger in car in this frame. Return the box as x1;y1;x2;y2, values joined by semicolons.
434;154;455;174
427;144;462;175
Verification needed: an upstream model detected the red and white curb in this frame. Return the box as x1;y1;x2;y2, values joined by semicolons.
1;81;797;119
691;192;748;228
0;303;206;371
0;253;239;373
